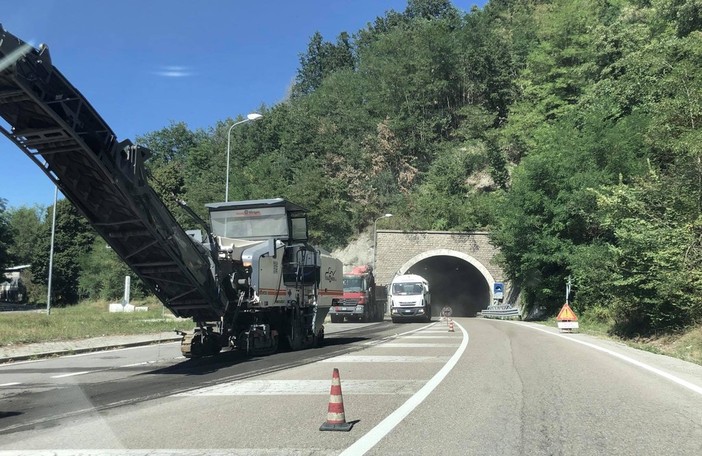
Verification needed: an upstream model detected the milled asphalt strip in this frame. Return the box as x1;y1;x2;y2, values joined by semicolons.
339;320;469;456
507;321;702;397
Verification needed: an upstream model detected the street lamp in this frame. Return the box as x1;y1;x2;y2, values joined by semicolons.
225;112;263;202
373;213;393;273
46;185;58;315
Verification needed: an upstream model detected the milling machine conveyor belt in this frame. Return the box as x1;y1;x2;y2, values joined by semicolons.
0;25;226;321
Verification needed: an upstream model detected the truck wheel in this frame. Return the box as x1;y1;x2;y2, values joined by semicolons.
377;308;385;322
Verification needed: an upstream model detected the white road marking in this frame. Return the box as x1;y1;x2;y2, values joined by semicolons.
321;355;449;363
508;321;702;397
175;379;425;396
380;343;458;348
400;335;459;339
50;371;92;379
120;361;159;368
0;382;21;387
340;320;469;456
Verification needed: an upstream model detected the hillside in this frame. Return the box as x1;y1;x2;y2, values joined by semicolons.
2;0;701;339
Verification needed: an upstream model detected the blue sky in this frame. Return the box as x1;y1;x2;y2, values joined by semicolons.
1;0;484;209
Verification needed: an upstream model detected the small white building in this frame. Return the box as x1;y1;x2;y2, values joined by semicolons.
1;264;30;303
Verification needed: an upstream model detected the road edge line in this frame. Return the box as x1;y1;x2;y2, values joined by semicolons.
506;321;702;397
339;320;469;456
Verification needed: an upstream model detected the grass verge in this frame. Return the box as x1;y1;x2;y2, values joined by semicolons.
0;298;193;346
543;312;702;366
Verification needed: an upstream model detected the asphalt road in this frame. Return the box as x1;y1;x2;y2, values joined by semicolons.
1;318;701;455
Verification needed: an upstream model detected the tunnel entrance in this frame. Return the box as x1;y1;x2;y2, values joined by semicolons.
404;255;490;317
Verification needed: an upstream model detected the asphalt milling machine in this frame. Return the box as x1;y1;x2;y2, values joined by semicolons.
0;25;343;358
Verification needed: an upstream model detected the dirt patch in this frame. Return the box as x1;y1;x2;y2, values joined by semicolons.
331;228;373;272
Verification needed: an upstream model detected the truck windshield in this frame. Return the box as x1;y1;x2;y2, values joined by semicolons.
343;276;363;292
210;209;289;240
392;282;423;295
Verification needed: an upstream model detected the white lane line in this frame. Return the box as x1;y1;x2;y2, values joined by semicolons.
0;382;21;387
175;379;425;397
380;343;458;348
321;355;449;363
340;320;469;456
400;335;459;339
50;371;92;379
508;321;702;397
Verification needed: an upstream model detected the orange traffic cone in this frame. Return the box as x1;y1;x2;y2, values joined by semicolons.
320;368;354;431
448;319;455;332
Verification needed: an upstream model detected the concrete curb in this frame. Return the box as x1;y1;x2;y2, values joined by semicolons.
0;336;182;364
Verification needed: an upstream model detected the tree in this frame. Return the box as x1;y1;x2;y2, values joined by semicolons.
405;0;458;21
0;198;11;273
293;31;355;97
7;205;45;266
30;199;94;305
78;237;147;301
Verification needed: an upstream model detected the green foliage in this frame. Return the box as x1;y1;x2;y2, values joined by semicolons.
6;0;701;338
7;205;45;266
30;199;94;306
0;198;10;273
78;237;148;302
293;31;356;97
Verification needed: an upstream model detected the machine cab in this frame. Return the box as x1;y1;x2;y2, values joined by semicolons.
206;198;317;289
206;198;308;244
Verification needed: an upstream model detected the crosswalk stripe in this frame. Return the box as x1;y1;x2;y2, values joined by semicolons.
321;355;449;363
380;343;458;348
400;335;459;339
175;379;425;397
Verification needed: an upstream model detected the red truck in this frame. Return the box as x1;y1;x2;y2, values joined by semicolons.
329;265;385;323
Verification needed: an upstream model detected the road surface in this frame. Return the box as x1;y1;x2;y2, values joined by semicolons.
1;318;701;455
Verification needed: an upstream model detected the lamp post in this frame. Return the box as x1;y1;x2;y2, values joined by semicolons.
373;213;393;273
46;185;58;315
225;112;263;202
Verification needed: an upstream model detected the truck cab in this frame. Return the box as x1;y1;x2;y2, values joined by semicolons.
389;274;431;323
329;265;383;323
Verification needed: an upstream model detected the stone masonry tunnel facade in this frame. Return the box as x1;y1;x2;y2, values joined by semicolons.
374;230;517;317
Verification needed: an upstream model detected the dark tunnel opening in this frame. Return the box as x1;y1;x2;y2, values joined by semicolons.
405;255;490;317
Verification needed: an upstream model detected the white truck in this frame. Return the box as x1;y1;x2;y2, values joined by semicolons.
389;274;431;323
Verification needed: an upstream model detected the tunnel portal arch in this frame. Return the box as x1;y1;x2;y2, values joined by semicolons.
373;230;516;315
399;250;494;317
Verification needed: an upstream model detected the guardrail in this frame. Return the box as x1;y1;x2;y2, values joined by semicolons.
479;305;521;320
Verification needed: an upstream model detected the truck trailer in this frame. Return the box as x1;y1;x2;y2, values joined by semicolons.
0;25;343;358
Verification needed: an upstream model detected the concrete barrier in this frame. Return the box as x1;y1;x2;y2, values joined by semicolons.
108;303;147;313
